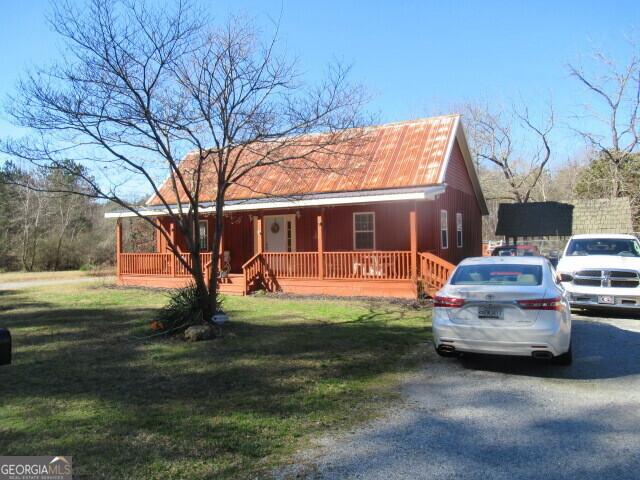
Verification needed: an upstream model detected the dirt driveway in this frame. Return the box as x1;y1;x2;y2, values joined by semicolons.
280;311;640;479
0;276;115;290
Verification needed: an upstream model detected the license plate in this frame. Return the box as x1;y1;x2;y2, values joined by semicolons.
478;305;503;319
598;295;615;305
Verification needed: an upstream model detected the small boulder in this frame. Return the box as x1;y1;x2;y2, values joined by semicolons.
184;324;216;342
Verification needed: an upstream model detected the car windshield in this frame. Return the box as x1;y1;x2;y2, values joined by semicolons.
566;238;640;257
450;264;543;286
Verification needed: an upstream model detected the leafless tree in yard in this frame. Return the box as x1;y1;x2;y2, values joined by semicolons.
462;101;555;204
568;40;640;198
16;178;47;271
1;0;367;320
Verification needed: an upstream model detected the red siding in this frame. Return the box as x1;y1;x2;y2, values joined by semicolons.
445;140;475;195
420;188;482;264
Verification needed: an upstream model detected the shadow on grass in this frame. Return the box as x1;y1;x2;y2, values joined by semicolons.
0;288;429;479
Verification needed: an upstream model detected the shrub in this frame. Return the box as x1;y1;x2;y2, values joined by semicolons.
154;284;222;335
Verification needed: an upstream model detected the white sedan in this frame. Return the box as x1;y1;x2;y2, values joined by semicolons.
432;256;572;364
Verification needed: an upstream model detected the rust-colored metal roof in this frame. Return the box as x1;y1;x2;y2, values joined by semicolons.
147;115;459;206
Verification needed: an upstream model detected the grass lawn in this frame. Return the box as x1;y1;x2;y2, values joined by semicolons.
0;283;431;479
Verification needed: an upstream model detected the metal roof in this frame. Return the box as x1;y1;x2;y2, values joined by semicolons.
147;115;460;206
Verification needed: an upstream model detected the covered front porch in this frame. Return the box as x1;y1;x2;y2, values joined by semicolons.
114;201;454;298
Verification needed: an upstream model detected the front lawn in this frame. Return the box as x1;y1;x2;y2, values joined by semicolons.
0;284;431;479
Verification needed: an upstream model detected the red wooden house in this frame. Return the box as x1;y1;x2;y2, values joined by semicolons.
107;114;488;298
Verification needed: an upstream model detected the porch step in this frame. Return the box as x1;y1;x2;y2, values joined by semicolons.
217;273;245;296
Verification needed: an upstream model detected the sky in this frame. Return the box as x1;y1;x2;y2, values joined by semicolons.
1;0;639;175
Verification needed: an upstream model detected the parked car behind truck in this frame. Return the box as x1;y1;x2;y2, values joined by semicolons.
556;234;640;310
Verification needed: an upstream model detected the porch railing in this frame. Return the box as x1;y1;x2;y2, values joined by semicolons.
262;252;319;278
322;251;412;280
118;252;212;277
417;252;455;294
118;250;456;297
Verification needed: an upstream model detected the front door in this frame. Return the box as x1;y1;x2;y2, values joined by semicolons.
263;215;296;252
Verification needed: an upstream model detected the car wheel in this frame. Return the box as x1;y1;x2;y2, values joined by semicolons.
553;343;572;366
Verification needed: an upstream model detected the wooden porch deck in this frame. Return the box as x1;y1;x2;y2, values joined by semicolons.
116;251;454;299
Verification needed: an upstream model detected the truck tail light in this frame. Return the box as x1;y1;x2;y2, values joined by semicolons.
434;296;465;308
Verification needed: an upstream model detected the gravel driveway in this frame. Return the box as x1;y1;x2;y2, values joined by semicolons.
280;311;640;479
0;276;114;291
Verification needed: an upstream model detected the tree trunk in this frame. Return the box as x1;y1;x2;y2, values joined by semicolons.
186;213;214;323
208;193;225;316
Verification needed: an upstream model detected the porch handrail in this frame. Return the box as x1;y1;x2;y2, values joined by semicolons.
322;251;412;280
262;252;319;278
418;252;455;294
242;253;265;295
241;252;262;270
118;252;212;277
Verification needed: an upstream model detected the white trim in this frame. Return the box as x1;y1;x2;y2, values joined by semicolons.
437;114;461;184
104;186;446;218
456;212;463;248
440;209;449;249
453;121;489;215
353;211;376;250
435;116;489;215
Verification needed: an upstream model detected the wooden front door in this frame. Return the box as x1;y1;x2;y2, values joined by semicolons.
263;215;296;252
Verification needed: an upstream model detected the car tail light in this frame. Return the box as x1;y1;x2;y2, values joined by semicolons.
434;296;465;308
517;297;563;311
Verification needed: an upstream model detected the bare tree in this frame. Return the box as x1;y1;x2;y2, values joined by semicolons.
18;181;46;271
568;40;640;198
463;102;555;204
1;0;366;319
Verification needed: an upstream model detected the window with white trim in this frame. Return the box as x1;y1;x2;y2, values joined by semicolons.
456;213;463;248
440;210;448;249
198;220;209;251
353;212;375;250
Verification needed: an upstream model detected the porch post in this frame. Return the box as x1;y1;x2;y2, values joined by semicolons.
218;220;225;271
317;213;324;280
410;209;417;281
115;219;123;277
257;216;264;254
169;221;176;276
155;218;162;252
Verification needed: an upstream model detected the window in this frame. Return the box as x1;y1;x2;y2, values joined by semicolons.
286;219;293;252
440;210;448;249
456;213;463;248
450;264;543;286
353;212;375;250
198;220;209;251
565;238;640;257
